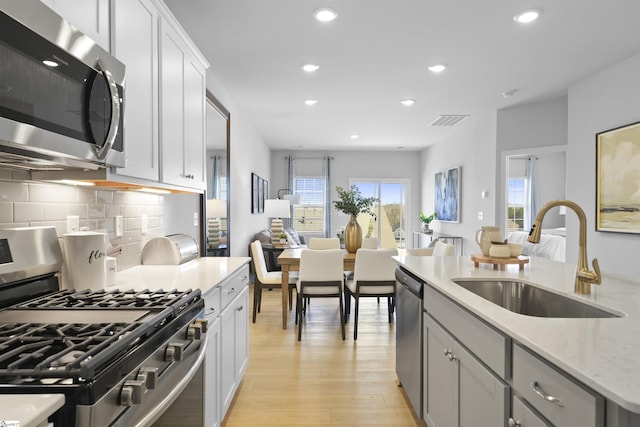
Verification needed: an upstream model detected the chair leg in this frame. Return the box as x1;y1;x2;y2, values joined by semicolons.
387;296;393;323
344;288;351;320
339;292;345;340
353;294;359;340
377;296;380;304
252;283;261;323
288;286;294;310
297;292;303;341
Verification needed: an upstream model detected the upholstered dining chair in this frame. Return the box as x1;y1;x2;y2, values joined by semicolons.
405;240;454;256
344;248;398;340
361;237;378;249
308;237;341;250
296;249;345;341
250;240;298;323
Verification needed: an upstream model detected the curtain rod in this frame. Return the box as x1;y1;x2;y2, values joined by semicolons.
285;156;334;160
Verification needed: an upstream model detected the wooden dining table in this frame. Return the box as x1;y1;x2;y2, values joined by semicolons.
277;247;356;329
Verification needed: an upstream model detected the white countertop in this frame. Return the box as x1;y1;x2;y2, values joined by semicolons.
395;255;640;413
0;394;64;427
109;256;250;295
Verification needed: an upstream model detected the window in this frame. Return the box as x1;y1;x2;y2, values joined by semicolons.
293;176;325;233
351;180;408;249
507;178;526;231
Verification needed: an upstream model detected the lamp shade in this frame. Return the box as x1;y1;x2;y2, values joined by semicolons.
264;199;290;218
207;199;227;218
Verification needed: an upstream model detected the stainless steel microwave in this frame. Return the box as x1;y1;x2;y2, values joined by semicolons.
0;1;125;170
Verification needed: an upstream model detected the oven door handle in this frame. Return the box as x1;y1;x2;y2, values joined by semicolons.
134;335;207;427
93;58;121;160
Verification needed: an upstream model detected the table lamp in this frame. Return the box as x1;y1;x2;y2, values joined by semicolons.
207;199;227;248
264;199;290;244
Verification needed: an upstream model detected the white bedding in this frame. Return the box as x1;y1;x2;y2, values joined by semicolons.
508;228;566;262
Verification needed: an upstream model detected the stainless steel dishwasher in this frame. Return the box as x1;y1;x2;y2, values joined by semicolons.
395;266;424;418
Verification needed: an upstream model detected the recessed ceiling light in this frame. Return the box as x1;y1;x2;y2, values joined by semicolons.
350;134;359;139
502;89;519;98
42;60;59;67
428;64;446;73
514;9;541;24
401;99;415;106
302;64;320;73
304;99;318;106
314;8;338;22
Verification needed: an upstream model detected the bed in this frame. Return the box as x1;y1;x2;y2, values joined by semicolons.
507;227;566;262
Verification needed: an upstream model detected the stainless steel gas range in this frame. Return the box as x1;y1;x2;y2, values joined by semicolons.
0;227;207;426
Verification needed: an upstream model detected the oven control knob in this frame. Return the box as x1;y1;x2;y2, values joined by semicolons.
194;319;208;333
165;342;184;362
187;324;202;340
120;379;146;406
137;367;158;390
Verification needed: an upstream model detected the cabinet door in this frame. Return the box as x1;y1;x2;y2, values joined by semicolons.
183;54;207;189
111;0;159;181
233;287;249;381
159;19;187;187
424;315;457;427
511;395;553;427
456;340;509;427
219;300;236;419
204;288;221;427
41;0;109;49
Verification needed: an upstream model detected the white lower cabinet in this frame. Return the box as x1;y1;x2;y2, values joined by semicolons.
423;313;509;427
202;264;249;426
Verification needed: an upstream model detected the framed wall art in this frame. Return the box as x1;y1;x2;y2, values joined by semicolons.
596;121;640;233
434;166;461;223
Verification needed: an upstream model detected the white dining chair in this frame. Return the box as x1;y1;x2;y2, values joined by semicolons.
296;249;345;341
308;237;340;250
406;240;454;256
250;240;298;323
344;248;398;340
361;237;378;249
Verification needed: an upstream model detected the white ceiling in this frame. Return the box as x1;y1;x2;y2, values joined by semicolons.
165;0;640;152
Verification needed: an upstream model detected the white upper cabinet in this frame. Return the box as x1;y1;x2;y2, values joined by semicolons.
159;16;207;189
40;0;110;49
111;0;160;181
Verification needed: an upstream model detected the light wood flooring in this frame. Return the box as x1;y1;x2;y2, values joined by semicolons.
222;284;424;427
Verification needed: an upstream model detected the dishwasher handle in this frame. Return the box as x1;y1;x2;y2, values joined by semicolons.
395;267;424;298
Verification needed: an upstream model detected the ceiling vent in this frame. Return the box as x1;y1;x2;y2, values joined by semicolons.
430;115;469;127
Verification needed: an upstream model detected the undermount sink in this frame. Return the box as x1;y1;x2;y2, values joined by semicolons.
451;279;622;318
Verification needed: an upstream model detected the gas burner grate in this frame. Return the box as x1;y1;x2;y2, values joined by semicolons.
0;322;147;381
15;288;200;312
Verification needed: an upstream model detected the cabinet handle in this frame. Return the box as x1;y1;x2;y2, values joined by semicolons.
530;381;564;406
236;305;244;311
443;349;457;361
507;418;521;427
206;307;216;315
227;287;236;294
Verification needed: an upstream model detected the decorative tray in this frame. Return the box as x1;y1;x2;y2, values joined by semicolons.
470;254;530;271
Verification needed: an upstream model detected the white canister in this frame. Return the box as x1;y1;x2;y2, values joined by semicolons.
62;231;107;291
106;256;117;286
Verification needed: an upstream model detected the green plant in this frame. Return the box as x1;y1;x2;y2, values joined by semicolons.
419;212;437;224
333;185;378;218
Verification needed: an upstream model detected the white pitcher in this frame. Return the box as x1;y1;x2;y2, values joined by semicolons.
475;226;502;256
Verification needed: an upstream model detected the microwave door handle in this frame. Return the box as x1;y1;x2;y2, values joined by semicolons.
93;58;121;160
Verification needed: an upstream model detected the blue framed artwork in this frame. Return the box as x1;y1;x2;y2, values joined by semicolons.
435;166;460;223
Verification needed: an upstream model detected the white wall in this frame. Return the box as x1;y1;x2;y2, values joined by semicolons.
420;112;497;255
206;71;272;257
270;150;422;240
567;52;640;280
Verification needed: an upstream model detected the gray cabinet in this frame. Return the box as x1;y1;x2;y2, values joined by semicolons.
219;265;249;420
424;314;509;427
511;395;553;427
159;16;207;189
40;0;110;49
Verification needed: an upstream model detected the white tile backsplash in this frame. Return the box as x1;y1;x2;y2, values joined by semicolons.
1;168;167;270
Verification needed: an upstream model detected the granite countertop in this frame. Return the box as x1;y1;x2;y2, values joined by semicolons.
109;256;251;294
0;394;64;427
395;255;640;413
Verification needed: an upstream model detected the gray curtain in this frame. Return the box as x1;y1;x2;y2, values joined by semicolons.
525;156;539;230
211;155;221;199
286;156;296;229
323;156;332;237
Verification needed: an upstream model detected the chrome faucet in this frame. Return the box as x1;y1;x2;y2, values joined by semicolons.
527;200;601;294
